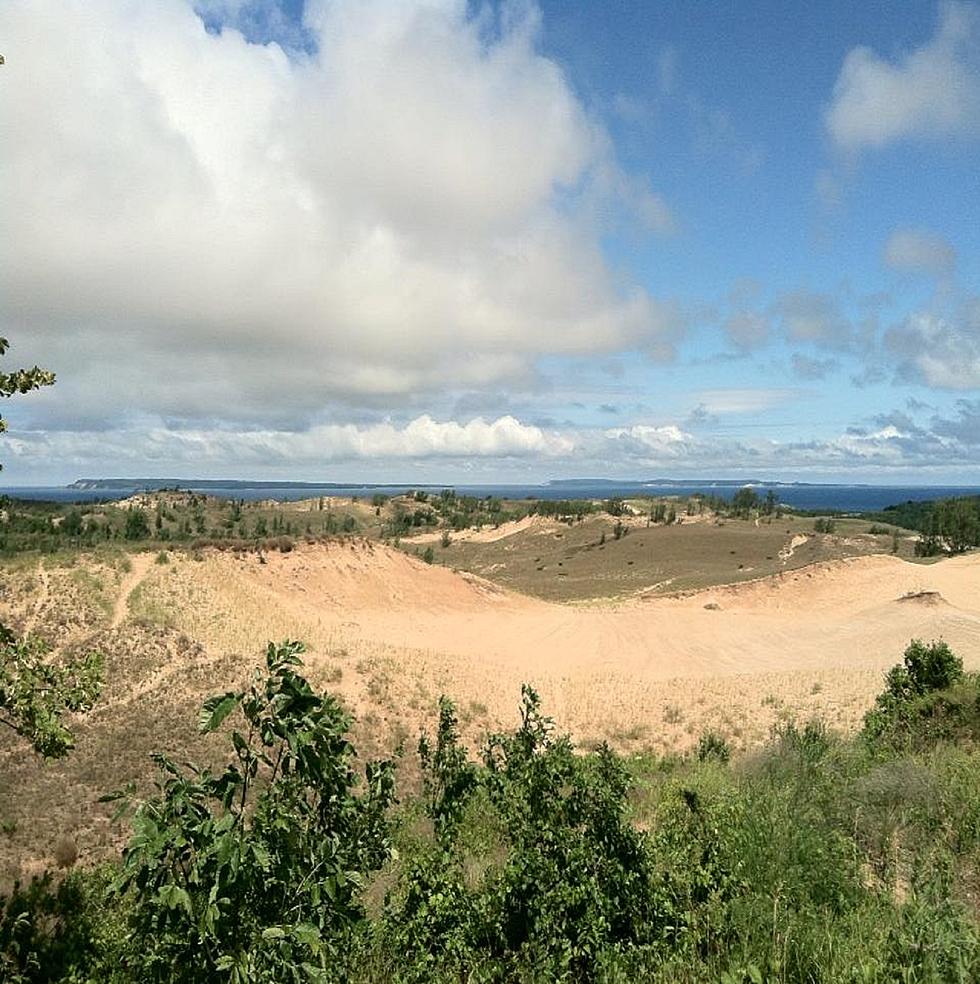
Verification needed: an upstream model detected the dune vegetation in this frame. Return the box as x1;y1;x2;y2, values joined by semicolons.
2;631;980;982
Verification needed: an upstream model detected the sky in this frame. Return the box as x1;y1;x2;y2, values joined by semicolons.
1;0;979;485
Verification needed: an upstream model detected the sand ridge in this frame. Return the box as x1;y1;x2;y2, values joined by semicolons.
25;538;969;765
128;541;978;741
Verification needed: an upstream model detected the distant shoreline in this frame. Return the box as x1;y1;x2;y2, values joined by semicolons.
3;480;980;513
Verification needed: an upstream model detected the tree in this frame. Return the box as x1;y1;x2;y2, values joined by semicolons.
938;498;979;554
0;626;102;760
731;487;759;518
0;339;100;761
123;507;151;541
0;338;55;472
108;641;395;981
61;510;84;537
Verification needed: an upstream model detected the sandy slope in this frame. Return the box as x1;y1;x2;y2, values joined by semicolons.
128;541;980;753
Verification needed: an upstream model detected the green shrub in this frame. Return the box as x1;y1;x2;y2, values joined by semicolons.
381;687;659;979
864;640;967;748
696;731;731;764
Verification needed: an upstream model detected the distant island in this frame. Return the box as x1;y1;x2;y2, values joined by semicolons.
69;476;884;492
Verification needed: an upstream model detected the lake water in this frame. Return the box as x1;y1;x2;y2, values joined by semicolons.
3;482;980;512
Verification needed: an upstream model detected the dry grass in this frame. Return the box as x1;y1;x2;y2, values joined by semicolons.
417;513;915;602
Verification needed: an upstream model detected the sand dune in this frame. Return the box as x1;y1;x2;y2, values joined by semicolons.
127;541;980;752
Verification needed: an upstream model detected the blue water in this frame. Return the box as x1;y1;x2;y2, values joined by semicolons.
3;482;980;512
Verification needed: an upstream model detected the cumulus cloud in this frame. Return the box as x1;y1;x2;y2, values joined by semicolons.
826;1;980;151
7;405;980;480
4;414;573;469
930;398;980;446
0;0;679;431
884;228;957;277
721;286;859;355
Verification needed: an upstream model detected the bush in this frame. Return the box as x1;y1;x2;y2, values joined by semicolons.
864;640;967;748
381;687;659;979
0;869;119;983
697;731;731;764
123;508;150;541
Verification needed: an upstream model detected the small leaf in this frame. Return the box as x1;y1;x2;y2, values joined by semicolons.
261;926;286;941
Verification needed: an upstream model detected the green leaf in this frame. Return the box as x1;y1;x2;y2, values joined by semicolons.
261;926;286;941
199;692;240;734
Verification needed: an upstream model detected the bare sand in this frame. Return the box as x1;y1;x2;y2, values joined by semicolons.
132;541;980;752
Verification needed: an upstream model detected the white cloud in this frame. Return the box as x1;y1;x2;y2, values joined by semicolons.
884;228;957;276
6;406;980;481
884;306;980;389
4;414;573;468
826;1;980;151
0;0;679;430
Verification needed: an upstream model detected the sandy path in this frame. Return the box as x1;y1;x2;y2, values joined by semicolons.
110;553;155;628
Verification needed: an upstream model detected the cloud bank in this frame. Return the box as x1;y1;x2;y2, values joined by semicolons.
8;403;980;481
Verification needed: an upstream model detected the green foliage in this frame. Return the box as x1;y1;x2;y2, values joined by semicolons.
418;697;477;839
864;639;966;748
108;641;396;982
604;498;626;517
814;517;836;534
383;686;658;979
122;509;151;541
7;638;980;982
528;498;596;523
696;730;731;764
0;868;125;984
731;487;760;518
0;624;102;759
870;495;980;555
422;546;435;564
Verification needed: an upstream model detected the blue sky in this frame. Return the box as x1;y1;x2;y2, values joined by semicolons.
1;0;978;483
